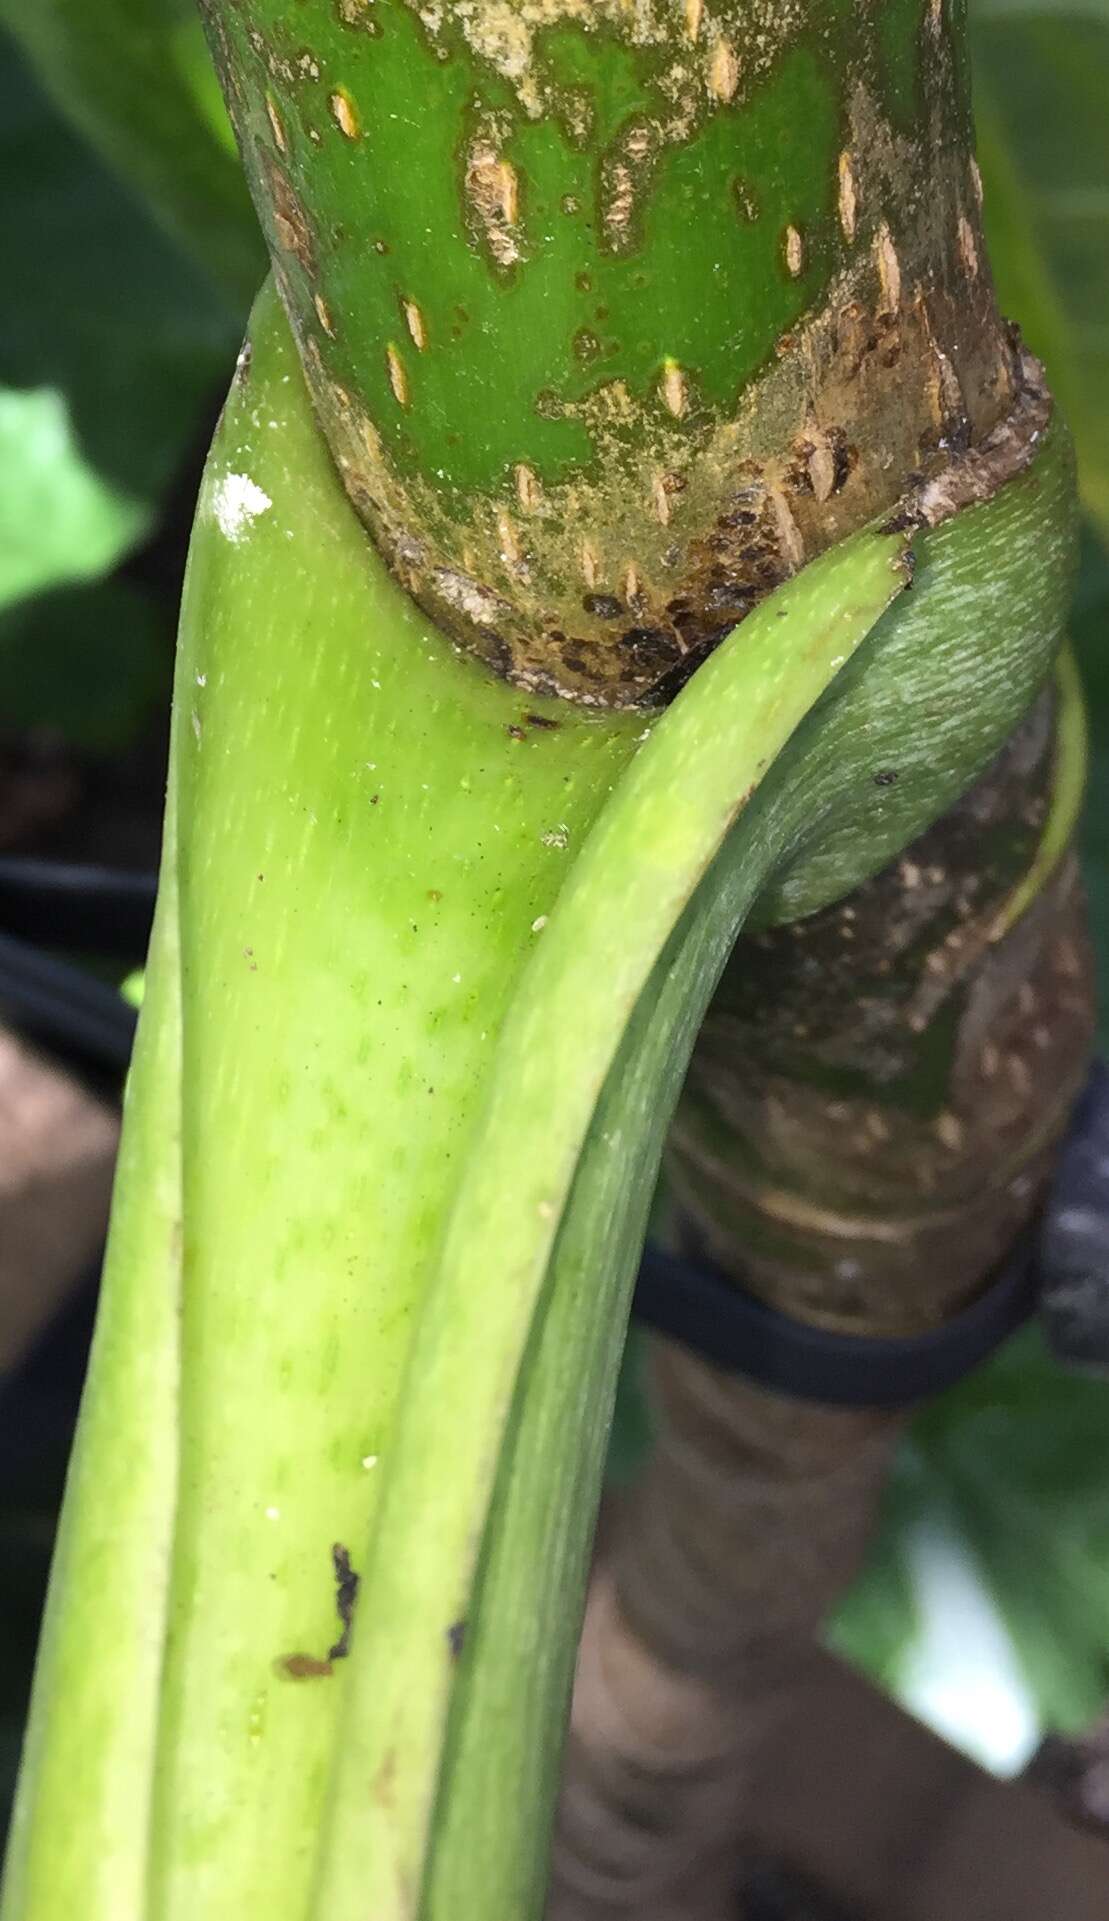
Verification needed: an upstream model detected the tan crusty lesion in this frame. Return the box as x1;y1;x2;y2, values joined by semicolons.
312;233;1023;704
464;136;523;269
659;360;688;418
328;86;360;138
897;347;1051;533
274;19;1023;706
515;463;542;511
402;299;428;351
707;35;740;102
401;0;804;138
837;150;858;242
385;343;410;408
873;221;901;313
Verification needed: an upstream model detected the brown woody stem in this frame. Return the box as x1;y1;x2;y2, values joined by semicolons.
551;703;1095;1919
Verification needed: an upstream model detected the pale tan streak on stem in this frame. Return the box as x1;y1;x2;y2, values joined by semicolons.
403;300;427;351
385;343;409;409
958;214;980;279
516;463;541;512
265;94;286;154
806;428;836;504
708;37;740;103
837;150;857;242
515;455;542;507
328;87;359;138
874;221;902;312
660;360;686;418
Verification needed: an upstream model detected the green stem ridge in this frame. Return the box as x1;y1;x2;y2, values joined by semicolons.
2;271;1076;1921
987;641;1087;944
1;791;184;1918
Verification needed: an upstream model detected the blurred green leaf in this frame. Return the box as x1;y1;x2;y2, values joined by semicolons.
0;0;263;308
0;38;238;739
836;1329;1109;1737
0;389;146;613
0;579;171;753
917;1330;1109;1732
0;41;238;511
973;3;1109;538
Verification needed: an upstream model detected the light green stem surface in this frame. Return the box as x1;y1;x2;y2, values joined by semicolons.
2;277;1077;1921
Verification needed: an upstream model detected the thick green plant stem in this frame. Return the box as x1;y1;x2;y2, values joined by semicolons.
308;449;912;1921
0;2;1085;1916
1;280;907;1921
3;265;1077;1920
5;283;643;1921
417;429;1080;1919
199;0;1015;701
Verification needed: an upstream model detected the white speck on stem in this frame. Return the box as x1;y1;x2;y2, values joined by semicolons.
195;671;207;687
212;472;273;542
265;1506;281;1521
531;915;548;932
361;1454;379;1471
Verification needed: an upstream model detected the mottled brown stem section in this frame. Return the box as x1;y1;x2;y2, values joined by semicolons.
550;704;1095;1920
201;0;1018;704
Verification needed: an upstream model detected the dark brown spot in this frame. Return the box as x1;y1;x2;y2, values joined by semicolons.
507;724;526;741
328;1542;360;1661
582;593;624;620
879;506;924;536
525;712;559;730
446;1620;467;1659
874;769;899;786
476;627;512;676
280;1652;334;1680
619;627;672;659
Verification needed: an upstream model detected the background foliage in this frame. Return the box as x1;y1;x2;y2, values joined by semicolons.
0;0;1106;1807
